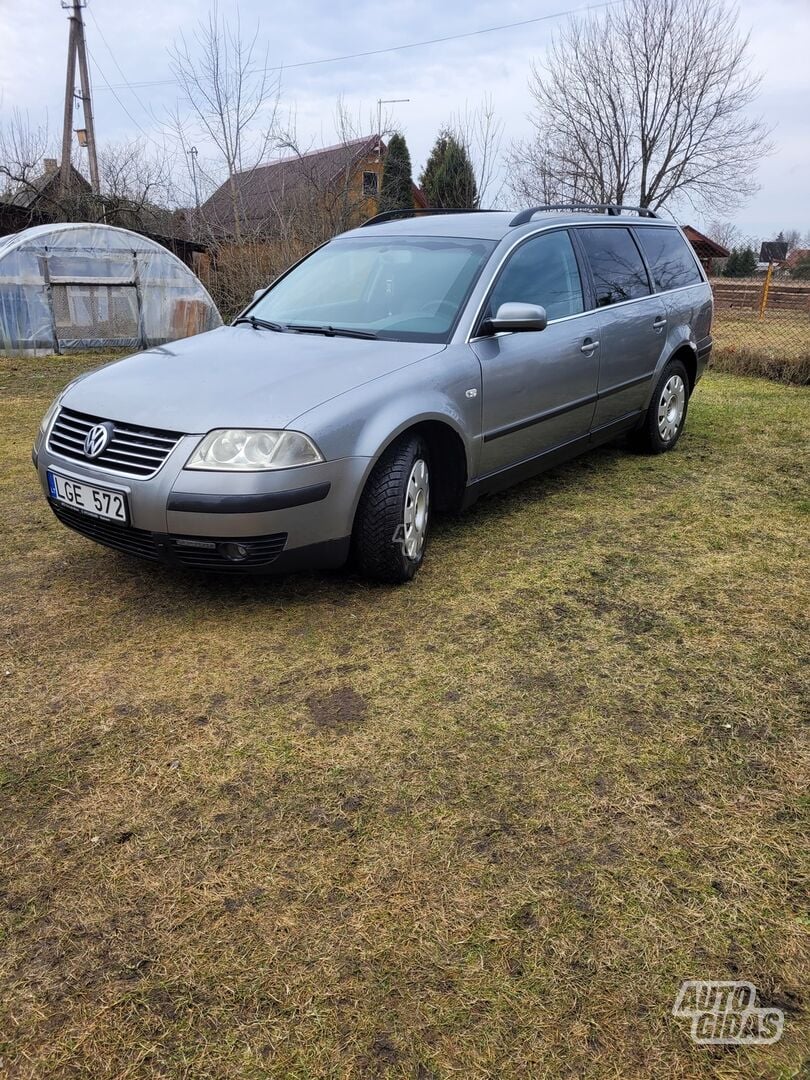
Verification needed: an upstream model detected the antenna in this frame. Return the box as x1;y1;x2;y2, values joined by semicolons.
376;98;410;159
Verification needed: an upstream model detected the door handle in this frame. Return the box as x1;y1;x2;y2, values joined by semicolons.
653;316;667;332
580;338;599;355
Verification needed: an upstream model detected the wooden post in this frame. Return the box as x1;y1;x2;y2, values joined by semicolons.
759;261;773;321
59;7;78;197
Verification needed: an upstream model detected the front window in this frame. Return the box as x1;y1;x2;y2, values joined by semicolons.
486;229;584;321
362;171;379;197
250;235;496;343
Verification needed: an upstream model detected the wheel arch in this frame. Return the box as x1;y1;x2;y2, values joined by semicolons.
667;342;698;394
350;415;470;530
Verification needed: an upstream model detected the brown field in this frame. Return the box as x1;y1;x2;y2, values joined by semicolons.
1;354;808;1078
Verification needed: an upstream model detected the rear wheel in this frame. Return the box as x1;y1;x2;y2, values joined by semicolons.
631;359;690;454
352;434;431;583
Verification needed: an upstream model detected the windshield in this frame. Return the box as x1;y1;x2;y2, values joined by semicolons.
248;235;496;343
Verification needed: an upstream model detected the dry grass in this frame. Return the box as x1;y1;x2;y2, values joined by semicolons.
711;310;810;384
1;354;808;1079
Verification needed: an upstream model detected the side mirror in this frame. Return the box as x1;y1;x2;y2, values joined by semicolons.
252;288;265;303
483;302;547;334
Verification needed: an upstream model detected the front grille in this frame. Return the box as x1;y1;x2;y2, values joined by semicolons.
170;533;287;569
48;407;183;479
49;501;161;561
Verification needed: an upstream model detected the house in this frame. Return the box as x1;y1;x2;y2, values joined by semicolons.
5;158;91;217
0;159;210;272
199;135;425;242
681;226;730;275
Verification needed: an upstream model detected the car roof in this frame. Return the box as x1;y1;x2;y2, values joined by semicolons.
340;210;680;242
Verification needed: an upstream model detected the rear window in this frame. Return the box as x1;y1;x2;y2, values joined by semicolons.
577;227;651;307
635;227;703;291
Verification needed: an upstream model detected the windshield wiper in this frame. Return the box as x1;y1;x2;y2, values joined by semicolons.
286;323;378;340
233;315;287;332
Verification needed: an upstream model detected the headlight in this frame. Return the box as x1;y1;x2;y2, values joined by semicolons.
39;395;63;436
185;429;324;471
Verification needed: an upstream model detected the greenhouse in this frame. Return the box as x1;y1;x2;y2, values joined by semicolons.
0;222;221;356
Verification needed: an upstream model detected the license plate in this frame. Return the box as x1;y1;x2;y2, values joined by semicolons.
47;471;129;524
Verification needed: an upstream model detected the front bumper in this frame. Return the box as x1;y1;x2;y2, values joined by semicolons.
35;430;369;573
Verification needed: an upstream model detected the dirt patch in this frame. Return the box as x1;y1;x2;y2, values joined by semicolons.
306;686;368;731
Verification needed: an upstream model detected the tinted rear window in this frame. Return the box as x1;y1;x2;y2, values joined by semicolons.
635;227;703;291
578;227;651;306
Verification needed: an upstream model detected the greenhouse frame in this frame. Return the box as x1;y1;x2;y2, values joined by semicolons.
0;222;221;356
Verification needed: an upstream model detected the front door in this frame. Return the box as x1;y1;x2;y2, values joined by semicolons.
471;229;600;476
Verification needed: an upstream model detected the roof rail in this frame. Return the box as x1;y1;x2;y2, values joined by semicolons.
361;207;501;227
509;204;659;226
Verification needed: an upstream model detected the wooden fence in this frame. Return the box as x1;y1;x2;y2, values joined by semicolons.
710;279;810;313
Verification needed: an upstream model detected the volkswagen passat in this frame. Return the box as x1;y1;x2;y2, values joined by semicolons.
34;206;712;583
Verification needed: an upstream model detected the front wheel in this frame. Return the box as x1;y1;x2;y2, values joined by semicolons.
631;359;690;454
352;434;431;583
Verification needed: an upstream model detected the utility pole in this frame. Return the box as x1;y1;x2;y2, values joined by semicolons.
187;147;200;213
60;0;100;197
59;3;78;196
187;146;200;240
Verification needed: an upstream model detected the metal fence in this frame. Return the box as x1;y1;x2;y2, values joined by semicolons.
708;262;810;384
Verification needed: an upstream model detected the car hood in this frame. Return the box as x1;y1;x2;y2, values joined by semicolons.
63;326;445;434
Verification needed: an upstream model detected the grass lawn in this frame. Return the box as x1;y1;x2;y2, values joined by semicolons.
1;354;808;1079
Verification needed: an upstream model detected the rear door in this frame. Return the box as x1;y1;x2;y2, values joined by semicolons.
574;226;666;432
471;229;600;476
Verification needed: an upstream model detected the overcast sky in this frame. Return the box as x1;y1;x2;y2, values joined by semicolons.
0;0;807;239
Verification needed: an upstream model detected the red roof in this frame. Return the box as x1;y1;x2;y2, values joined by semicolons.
682;226;730;260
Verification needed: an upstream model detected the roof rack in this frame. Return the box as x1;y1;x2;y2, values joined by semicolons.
361;207;501;227
509;204;659;226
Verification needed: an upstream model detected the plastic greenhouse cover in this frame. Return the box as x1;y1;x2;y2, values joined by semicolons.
0;222;221;356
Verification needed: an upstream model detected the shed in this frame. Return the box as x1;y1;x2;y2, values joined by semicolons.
0;222;221;356
681;226;730;274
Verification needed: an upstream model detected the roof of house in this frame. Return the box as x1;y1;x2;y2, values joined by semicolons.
200;135;386;234
8;160;91;208
682;226;730;260
787;247;810;267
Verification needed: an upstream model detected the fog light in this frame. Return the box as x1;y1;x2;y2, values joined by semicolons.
221;541;250;562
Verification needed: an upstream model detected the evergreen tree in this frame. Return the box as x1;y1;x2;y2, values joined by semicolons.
792;254;810;281
379;133;414;213
737;246;758;276
722;247;757;278
420;130;478;209
722;249;740;277
419;133;449;205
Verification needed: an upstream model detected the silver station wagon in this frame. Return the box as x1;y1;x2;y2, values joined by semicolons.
34;204;712;583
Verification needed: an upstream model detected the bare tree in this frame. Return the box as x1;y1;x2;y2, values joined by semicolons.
205;102;382;319
97;138;173;228
447;97;505;206
0;108;54;202
170;3;281;244
779;229;802;255
510;0;771;215
705;220;743;250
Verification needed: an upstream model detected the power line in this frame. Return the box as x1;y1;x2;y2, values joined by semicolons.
93;1;622;92
86;4;155;123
